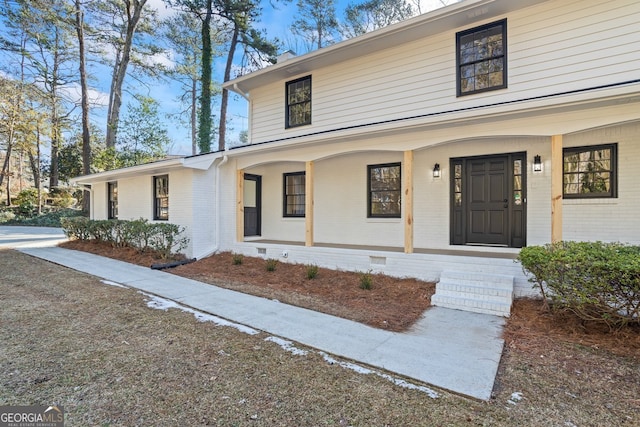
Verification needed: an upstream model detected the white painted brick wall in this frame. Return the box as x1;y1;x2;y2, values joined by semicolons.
563;122;640;244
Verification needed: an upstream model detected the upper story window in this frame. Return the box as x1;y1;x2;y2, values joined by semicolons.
153;175;169;220
368;163;401;218
457;19;507;96
283;172;305;217
563;144;617;198
107;182;118;219
286;76;311;128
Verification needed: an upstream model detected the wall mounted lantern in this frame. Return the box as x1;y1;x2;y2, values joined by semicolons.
533;155;543;172
433;163;441;178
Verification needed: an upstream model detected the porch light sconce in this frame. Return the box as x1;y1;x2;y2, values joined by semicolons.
533;155;543;172
433;163;441;178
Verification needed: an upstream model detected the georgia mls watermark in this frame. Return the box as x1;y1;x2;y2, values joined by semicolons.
0;406;64;427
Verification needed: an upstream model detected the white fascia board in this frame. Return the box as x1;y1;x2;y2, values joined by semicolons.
71;157;185;185
182;152;221;170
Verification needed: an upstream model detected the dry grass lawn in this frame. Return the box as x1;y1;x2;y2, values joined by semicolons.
1;247;639;426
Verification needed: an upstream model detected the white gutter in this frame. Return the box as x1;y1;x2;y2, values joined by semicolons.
233;83;250;101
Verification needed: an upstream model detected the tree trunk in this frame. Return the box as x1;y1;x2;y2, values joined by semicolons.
76;0;91;213
28;126;41;215
1;145;11;205
198;0;213;154
219;24;240;152
105;0;148;149
191;77;197;155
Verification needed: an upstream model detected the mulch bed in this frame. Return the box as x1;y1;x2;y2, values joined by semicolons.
59;240;435;332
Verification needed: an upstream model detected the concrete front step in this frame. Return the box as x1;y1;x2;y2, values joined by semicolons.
432;270;515;317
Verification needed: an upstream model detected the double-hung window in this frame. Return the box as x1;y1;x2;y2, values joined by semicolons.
457;19;507;96
368;163;401;218
107;182;118;219
563;144;617;198
153;175;169;220
283;172;305;217
286;76;311;128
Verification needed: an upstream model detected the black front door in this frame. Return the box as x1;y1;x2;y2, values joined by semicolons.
243;174;261;237
467;156;509;245
451;153;526;247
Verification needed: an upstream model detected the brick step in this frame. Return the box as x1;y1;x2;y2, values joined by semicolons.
439;270;514;289
431;294;512;317
435;288;512;302
432;270;515;317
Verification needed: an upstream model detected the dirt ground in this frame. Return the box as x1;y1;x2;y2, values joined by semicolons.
2;248;639;426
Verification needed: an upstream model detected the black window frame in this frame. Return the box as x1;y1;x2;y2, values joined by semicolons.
456;19;507;97
563;143;618;199
283;171;306;217
285;75;312;128
367;162;402;218
107;181;118;219
153;174;169;220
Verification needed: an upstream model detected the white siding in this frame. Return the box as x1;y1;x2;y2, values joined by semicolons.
249;0;640;144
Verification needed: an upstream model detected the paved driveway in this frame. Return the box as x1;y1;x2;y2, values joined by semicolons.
0;226;67;249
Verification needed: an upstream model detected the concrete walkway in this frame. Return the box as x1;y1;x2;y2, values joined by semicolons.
1;226;505;400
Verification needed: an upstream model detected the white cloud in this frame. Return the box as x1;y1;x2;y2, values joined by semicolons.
146;0;177;20
59;83;110;108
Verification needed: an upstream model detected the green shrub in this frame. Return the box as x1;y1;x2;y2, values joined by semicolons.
266;258;278;272
61;217;92;240
14;188;39;217
48;187;75;208
0;209;16;223
359;270;373;290
518;241;640;328
232;253;244;265
60;217;189;259
306;264;319;280
148;223;189;259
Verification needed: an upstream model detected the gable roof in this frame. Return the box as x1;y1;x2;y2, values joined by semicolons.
225;0;549;95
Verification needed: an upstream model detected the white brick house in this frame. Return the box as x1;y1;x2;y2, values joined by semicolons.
74;0;640;316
